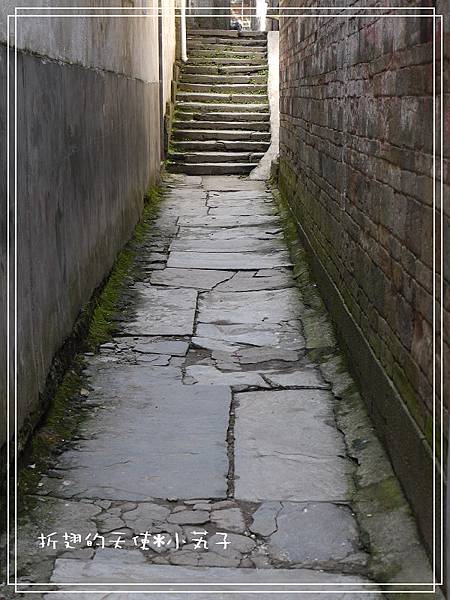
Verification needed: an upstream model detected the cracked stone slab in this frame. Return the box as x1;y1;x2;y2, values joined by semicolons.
150;267;234;290
234;390;353;502
202;176;268;191
185;365;269;389
48;552;380;597
170;238;285;253
130;339;189;357
208;203;276;216
177;214;280;227
195;322;305;350
122;285;197;336
216;347;299;365
122;503;171;532
198;289;304;325
263;369;328;389
210;508;246;533
214;270;295;292
192;336;241;353
250;501;282;537
44;365;231;500
266;502;363;565
207;191;270;204
167;251;292;271
178;225;284;241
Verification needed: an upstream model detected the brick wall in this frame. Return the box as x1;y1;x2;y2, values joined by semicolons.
278;0;448;553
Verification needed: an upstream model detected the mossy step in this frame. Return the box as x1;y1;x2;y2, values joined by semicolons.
175;111;270;122
167;161;257;175
183;64;267;75
180;73;267;85
187;29;267;39
173;119;270;131
179;83;267;94
188;49;267;58
176;101;269;113
187;42;267;53
187;56;267;66
172;128;271;141
169;150;265;164
187;36;267;46
172;139;270;152
176;91;268;104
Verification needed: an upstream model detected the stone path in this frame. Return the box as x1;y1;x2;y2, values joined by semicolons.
14;175;433;598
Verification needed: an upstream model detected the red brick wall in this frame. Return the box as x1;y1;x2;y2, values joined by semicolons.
279;0;448;494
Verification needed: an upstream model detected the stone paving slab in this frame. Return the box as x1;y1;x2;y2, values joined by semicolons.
177;225;284;240
48;551;379;596
45;365;231;500
123;285;197;336
198;289;303;324
214;270;295;292
170;237;285;253
150;268;234;290
234;390;353;502
202;176;267;190
195;322;305;350
208;203;276;216
177;214;280;227
167;251;292;270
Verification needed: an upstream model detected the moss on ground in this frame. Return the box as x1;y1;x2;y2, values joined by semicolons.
85;186;161;351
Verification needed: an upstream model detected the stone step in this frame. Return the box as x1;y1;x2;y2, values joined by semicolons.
183;64;267;75
172;139;270;152
173;119;270;131
187;56;266;66
188;49;267;58
177;91;268;104
187;29;267;39
176;101;269;113
187;42;267;52
169;151;265;164
179;82;267;94
187;36;267;46
167;161;257;175
172;128;271;141
175;111;270;122
180;73;267;85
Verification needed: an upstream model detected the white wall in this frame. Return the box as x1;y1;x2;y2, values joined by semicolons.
1;0;160;83
161;0;177;109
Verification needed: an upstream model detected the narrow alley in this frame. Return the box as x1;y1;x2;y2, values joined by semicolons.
1;2;446;598
15;174;432;596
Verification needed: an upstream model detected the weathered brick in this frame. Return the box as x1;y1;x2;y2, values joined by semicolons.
279;3;445;460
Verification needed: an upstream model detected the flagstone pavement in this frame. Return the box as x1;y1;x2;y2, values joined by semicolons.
11;175;434;598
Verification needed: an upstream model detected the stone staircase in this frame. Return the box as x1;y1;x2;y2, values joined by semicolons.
167;29;270;175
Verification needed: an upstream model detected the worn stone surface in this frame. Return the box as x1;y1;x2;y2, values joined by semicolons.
266;502;363;565
249;501;281;537
234;390;353;502
185;365;269;389
195;322;305;350
263;368;328;389
47;367;231;500
150;268;234;290
49;551;379;591
15;174;433;592
198;289;303;325
167;250;292;270
123;285;197;336
210;508;246;533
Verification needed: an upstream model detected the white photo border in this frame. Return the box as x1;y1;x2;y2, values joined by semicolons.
5;3;444;595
